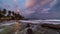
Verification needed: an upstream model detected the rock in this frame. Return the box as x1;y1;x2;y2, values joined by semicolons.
41;24;60;29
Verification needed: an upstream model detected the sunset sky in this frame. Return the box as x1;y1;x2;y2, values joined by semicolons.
0;0;60;19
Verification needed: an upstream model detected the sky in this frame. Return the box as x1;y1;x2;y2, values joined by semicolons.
0;0;60;19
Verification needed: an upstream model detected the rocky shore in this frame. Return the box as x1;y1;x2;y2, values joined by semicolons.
0;20;60;34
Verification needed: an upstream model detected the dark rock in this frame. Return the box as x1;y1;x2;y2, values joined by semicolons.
41;24;60;29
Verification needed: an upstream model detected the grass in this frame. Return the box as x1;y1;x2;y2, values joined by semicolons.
0;26;13;34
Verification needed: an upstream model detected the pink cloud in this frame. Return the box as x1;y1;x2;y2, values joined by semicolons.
25;0;37;8
24;0;57;16
40;0;54;7
25;0;54;8
40;0;57;13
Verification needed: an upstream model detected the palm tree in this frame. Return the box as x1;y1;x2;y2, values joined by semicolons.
3;9;6;15
12;11;15;16
7;10;13;19
11;11;15;19
1;9;6;16
14;13;24;20
0;9;2;18
7;10;24;20
0;9;6;18
7;10;11;17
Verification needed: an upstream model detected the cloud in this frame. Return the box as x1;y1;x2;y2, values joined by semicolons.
25;0;37;8
50;0;57;7
25;0;55;8
24;0;59;18
40;8;50;13
39;0;54;6
23;10;35;17
25;0;57;14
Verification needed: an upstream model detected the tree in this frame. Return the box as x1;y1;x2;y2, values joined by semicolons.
3;9;6;15
12;11;15;16
11;11;15;19
0;9;2;18
14;13;24;20
0;9;6;18
7;10;11;17
1;9;7;17
0;10;1;12
7;10;24;20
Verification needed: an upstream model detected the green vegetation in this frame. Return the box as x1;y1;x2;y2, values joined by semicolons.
0;26;12;34
0;9;24;20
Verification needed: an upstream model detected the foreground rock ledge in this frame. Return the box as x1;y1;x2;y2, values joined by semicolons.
41;24;60;29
